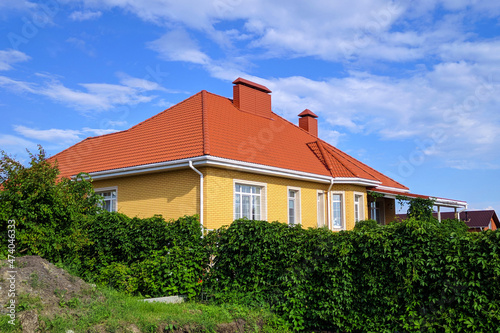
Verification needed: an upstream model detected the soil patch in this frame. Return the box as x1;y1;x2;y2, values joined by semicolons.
0;255;97;319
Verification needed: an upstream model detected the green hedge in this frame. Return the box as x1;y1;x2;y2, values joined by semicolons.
73;213;208;298
205;218;500;332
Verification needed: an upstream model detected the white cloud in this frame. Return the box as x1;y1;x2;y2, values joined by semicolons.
68;10;102;21
0;73;165;111
256;60;500;169
14;125;81;143
0;134;37;162
0;0;36;12
13;125;119;144
147;29;210;65
82;127;119;136
116;72;170;92
66;37;96;57
61;0;500;65
0;49;30;71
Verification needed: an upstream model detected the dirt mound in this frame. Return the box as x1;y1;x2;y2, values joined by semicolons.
0;255;97;328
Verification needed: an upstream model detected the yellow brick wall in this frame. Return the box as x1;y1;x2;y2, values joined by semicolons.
204;167;369;231
92;169;199;220
91;166;372;231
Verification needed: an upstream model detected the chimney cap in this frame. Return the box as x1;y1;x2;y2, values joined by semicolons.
233;77;271;93
298;109;318;118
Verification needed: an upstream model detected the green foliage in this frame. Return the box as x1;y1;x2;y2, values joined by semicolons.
397;195;436;221
206;218;500;332
367;191;385;200
0;146;101;262
353;219;379;231
79;213;208;299
133;245;205;298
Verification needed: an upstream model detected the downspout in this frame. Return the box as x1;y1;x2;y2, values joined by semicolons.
457;207;467;221
327;178;334;229
189;160;204;236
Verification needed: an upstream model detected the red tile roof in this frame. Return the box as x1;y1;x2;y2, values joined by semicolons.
50;85;408;190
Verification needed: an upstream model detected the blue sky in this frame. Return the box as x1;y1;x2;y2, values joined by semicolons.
1;0;499;214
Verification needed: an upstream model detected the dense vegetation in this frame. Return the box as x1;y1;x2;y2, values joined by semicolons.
206;218;500;332
2;147;499;332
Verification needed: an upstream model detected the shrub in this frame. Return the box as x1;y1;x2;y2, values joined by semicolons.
206;218;500;332
79;213;207;299
0;146;100;262
353;219;379;231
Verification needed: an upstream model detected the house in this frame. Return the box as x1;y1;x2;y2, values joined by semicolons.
397;210;499;232
50;78;467;231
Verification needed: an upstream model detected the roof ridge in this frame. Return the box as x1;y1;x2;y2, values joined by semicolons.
201;90;210;155
271;112;320;138
128;91;204;132
320;140;359;178
320;139;408;189
315;140;335;177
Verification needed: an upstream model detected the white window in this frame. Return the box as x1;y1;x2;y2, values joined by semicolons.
288;187;301;225
332;193;344;229
354;193;365;222
234;181;266;220
95;187;117;212
317;191;325;228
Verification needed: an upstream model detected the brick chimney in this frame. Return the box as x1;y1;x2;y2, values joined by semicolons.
232;77;272;118
298;109;318;136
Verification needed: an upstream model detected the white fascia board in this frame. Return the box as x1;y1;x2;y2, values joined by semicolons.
82;155;382;187
79;156;206;180
332;177;381;187
371;185;410;193
432;197;468;209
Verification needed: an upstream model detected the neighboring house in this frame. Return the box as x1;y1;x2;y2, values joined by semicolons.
50;78;467;231
397;210;499;232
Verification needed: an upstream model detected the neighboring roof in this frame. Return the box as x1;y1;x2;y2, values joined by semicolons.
396;210;499;229
50;86;408;190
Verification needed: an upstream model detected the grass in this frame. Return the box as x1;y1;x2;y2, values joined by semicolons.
0;287;291;332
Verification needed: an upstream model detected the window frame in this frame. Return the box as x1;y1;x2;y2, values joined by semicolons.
287;186;301;226
370;197;385;225
317;190;326;228
95;186;118;212
233;179;267;221
353;192;365;223
330;191;346;230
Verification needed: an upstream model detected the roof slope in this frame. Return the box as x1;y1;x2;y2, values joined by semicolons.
52;92;205;178
52;89;407;190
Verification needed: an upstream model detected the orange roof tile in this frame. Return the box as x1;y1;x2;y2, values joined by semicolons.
51;85;408;190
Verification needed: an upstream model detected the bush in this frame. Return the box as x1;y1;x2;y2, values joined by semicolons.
78;213;208;299
206;218;500;332
0;146;100;262
353;219;379;231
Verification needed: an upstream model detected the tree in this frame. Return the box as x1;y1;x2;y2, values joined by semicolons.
0;145;101;261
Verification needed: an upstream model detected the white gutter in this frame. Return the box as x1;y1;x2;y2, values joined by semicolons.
327;178;334;230
189;160;204;236
371;185;410;193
